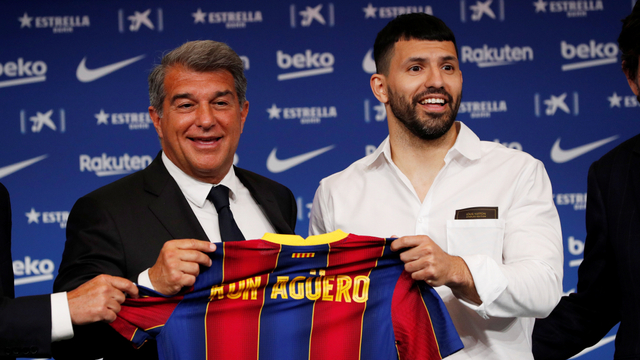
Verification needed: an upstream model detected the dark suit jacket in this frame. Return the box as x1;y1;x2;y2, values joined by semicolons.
533;134;640;360
0;182;52;358
52;153;297;359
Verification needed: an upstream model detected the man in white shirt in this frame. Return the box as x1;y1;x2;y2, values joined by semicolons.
309;13;563;359
53;40;297;359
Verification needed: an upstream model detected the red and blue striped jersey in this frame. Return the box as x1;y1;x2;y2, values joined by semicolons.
110;231;463;360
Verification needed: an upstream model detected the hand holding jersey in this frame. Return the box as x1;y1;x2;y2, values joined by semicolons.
392;235;480;305
148;239;216;296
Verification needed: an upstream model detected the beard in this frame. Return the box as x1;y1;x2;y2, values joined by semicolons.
387;86;461;141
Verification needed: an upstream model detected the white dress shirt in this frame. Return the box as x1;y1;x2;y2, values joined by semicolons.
138;152;275;288
53;152;277;341
309;122;563;360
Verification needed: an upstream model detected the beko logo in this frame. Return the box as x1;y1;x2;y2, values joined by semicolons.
276;49;335;80
0;58;47;89
560;40;618;71
13;257;55;286
80;153;153;177
460;44;533;67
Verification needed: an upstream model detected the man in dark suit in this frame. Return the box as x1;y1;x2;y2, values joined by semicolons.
532;4;640;359
0;182;138;358
53;40;296;359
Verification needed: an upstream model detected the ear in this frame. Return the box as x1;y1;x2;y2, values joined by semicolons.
149;106;163;139
370;74;388;103
239;100;249;133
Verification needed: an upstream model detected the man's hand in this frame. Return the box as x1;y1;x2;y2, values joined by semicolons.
391;235;481;304
67;274;139;325
148;239;216;296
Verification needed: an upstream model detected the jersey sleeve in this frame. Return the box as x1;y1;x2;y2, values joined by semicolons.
109;286;183;349
392;271;463;359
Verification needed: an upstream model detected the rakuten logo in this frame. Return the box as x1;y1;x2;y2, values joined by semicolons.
80;153;153;177
276;49;334;80
560;40;618;71
0;58;47;89
13;256;55;286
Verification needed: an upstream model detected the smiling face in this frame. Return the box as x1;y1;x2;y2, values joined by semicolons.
372;39;462;141
149;65;248;184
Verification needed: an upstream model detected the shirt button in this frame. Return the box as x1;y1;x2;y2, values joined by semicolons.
418;218;424;223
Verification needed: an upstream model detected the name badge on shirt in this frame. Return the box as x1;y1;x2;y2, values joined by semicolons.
455;207;498;220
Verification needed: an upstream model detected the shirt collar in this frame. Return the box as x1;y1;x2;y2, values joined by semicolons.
364;136;391;167
445;121;482;162
161;152;238;208
364;121;482;168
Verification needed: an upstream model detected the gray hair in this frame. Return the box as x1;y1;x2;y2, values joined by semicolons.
148;40;247;117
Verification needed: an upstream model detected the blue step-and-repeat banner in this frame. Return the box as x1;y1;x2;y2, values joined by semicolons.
1;1;636;358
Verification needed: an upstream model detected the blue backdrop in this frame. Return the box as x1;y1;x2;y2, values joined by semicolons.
1;1;636;358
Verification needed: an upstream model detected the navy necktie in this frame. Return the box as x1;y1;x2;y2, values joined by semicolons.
207;185;245;242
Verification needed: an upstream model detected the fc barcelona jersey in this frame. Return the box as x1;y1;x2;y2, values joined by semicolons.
110;230;463;360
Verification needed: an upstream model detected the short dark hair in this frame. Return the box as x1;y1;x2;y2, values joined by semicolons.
619;2;640;80
148;40;247;117
373;13;458;75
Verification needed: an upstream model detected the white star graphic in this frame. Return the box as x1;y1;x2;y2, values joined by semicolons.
18;12;33;28
608;92;623;108
363;3;378;19
267;104;282;119
95;109;110;125
25;208;40;224
533;0;548;13
192;8;206;24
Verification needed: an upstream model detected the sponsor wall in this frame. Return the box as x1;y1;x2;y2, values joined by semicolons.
0;0;636;358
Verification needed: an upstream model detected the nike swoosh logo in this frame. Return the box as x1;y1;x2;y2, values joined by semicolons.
0;155;48;179
570;335;615;358
551;135;619;163
76;55;146;83
267;145;335;173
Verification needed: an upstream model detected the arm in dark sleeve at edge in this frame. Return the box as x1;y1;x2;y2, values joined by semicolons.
532;163;620;360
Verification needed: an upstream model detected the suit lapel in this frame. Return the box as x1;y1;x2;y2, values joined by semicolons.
236;167;294;234
143;153;209;241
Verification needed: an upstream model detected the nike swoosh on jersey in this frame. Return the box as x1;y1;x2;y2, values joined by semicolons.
0;155;48;179
267;145;335;173
76;55;146;83
550;135;619;163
